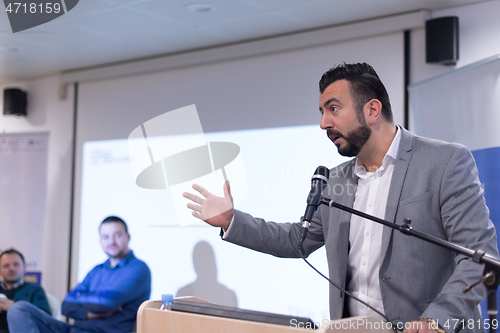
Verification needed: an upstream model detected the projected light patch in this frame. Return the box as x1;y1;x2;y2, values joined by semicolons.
128;105;247;226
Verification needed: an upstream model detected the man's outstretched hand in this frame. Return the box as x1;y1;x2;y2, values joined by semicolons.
183;181;234;230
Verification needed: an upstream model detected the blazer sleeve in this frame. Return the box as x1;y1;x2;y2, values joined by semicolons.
223;209;325;258
421;145;498;328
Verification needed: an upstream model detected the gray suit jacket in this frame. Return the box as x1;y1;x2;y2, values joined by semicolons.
224;128;498;332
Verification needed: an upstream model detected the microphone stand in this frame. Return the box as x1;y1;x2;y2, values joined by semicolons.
319;197;500;333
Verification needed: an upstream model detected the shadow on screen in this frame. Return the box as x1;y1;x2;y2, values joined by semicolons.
176;240;238;306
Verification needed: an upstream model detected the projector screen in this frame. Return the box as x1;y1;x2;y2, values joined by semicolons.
73;31;404;322
78;123;350;322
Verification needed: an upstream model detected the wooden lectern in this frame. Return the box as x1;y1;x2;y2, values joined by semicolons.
137;298;393;333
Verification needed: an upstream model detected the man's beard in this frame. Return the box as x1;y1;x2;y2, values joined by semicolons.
1;275;22;284
327;124;371;157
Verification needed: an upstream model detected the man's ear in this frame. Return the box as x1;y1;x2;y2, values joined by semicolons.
365;99;383;124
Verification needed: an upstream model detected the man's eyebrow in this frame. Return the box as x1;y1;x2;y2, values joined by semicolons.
324;97;341;106
319;97;341;112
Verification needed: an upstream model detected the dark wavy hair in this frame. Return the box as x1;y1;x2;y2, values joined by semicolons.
319;62;393;123
100;216;128;234
0;248;25;265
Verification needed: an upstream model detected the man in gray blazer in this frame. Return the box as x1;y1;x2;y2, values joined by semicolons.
183;63;498;333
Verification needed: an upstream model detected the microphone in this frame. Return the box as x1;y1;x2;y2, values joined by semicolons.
296;167;401;332
299;166;329;250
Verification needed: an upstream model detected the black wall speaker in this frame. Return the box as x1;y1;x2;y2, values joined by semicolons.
3;88;27;116
426;16;459;66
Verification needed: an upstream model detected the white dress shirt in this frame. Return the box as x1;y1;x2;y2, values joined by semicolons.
346;127;401;320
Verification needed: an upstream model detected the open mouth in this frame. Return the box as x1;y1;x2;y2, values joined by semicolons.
331;136;341;144
327;130;342;144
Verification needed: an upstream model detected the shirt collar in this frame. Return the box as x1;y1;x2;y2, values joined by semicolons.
105;250;134;269
355;126;401;178
0;278;25;290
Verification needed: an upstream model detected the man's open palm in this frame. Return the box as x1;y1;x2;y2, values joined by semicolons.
183;181;234;229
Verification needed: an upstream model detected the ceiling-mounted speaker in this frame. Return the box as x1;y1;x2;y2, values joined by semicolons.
426;16;459;66
3;88;27;116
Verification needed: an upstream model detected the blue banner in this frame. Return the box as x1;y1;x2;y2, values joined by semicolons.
473;147;500;319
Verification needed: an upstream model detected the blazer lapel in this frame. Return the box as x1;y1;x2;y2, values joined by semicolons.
341;159;359;209
338;160;358;270
336;159;358;238
380;127;414;261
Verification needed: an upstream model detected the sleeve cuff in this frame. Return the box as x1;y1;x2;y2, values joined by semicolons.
220;214;236;239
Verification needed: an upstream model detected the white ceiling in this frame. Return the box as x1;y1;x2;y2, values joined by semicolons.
0;0;496;84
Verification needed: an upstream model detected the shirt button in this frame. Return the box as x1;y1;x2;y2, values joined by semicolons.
362;261;366;265
369;202;373;207
361;290;365;294
365;231;369;237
